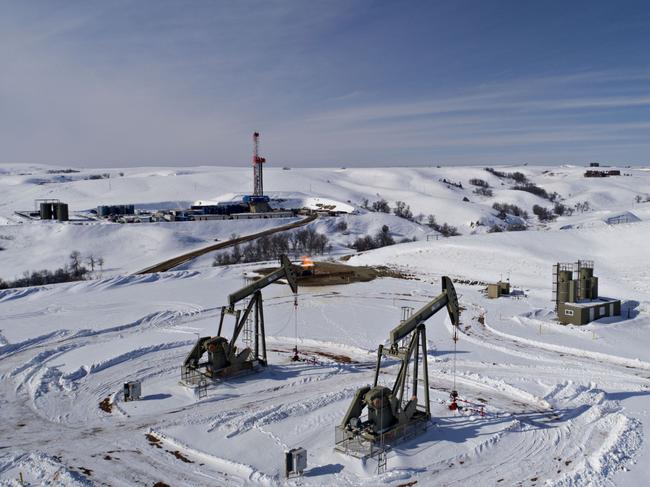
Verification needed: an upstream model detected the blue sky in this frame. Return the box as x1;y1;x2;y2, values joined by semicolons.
1;0;649;167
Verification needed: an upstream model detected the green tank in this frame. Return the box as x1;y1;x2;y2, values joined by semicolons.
54;203;69;221
558;281;569;304
578;280;586;300
579;266;593;280
558;270;574;303
40;202;53;220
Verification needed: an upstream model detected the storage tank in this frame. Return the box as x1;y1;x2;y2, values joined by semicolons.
579;266;593;280
557;269;573;304
568;280;578;303
581;281;587;300
558;281;570;304
591;276;598;299
40;202;53;220
55;203;69;221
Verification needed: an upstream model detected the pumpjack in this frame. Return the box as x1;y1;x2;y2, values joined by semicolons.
335;276;460;457
181;255;300;384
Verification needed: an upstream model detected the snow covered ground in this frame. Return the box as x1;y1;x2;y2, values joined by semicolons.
1;163;648;281
1;163;649;486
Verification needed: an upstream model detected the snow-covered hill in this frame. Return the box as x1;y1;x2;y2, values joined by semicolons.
1;163;649;486
1;163;649;281
1;164;648;226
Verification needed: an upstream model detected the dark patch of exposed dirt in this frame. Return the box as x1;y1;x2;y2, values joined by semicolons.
272;346;357;365
256;260;423;287
145;433;163;449
145;434;193;464
99;397;112;413
311;350;356;364
372;266;418;281
169;450;194;464
257;261;382;286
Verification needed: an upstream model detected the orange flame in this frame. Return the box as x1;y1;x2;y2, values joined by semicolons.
301;256;314;268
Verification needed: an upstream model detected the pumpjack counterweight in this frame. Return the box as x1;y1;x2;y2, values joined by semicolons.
335;276;460;458
181;255;300;385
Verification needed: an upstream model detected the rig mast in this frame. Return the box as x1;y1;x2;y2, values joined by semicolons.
252;132;266;197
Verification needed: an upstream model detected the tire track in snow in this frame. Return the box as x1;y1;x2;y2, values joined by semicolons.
420;298;647;486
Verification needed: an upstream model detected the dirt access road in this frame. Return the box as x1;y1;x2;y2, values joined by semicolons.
133;214;317;274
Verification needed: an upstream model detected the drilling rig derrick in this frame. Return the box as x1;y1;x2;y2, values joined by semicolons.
244;131;272;212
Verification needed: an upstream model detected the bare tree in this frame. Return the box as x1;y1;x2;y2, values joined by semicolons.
87;254;96;273
393;201;413;220
371;199;390;213
69;251;82;277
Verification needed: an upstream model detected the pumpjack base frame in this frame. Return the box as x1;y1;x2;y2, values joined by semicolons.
334;410;430;459
180;359;265;387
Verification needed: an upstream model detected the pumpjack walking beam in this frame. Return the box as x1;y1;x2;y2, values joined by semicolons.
387;276;459;350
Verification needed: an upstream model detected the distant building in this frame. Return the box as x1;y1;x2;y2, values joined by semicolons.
553;260;621;325
487;281;510;299
604;211;640;225
190;202;248;215
97;204;135;217
584;170;621;178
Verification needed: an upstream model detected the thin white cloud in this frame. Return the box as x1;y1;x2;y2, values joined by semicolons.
0;3;648;167
306;72;650;126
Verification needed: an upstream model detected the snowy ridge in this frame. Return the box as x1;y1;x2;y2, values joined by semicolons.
148;429;276;485
0;452;93;487
485;317;650;370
